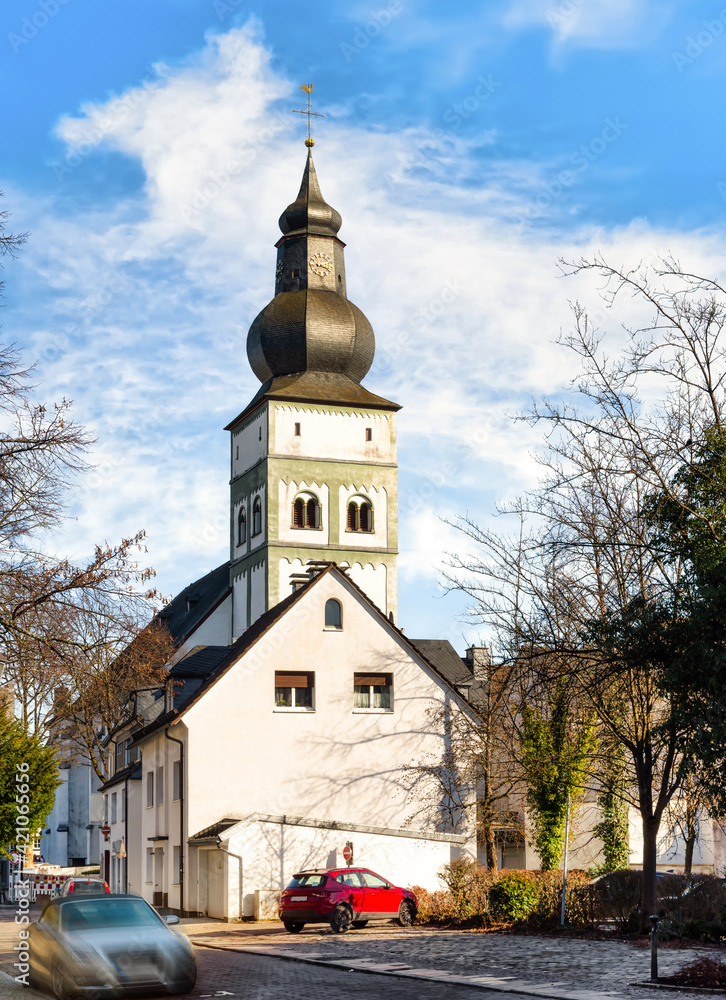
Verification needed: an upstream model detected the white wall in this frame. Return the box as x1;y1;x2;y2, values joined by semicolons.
272;404;395;465
232;408;268;479
341;562;388;614
225;817;458;917
183;571;474;846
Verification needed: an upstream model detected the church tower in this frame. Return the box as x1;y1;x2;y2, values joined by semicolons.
226;146;400;637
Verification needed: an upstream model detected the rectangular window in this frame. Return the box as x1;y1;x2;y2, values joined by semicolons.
275;672;314;710
294;422;301;436
172;846;181;886
365;427;372;441
121;792;126;823
111;793;117;825
146;848;154;883
172;760;181;802
103;794;109;823
146;771;154;808
354;673;393;711
156;766;164;806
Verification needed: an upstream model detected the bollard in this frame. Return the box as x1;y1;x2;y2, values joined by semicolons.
650;914;659;982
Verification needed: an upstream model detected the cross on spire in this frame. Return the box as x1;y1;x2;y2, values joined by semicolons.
292;84;325;147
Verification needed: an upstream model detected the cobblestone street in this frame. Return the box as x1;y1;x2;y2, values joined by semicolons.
183;917;724;999
0;906;722;1000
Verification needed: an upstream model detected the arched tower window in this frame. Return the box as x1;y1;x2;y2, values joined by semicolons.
325;599;342;629
252;496;262;536
346;496;374;533
291;492;321;529
237;507;247;546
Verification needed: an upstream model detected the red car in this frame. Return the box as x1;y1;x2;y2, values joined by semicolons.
278;867;417;933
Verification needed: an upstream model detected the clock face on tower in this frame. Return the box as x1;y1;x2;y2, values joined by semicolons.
309;252;333;277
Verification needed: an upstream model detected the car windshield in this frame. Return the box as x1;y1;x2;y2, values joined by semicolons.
286;874;327;888
70;881;106;893
61;898;163;932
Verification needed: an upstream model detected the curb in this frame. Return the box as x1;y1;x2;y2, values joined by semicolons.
632;983;726;995
189;938;628;1000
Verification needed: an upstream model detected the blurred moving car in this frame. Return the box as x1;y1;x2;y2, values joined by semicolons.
28;894;196;998
278;867;417;933
59;877;110;897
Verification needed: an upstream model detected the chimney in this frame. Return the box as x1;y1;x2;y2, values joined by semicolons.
465;646;489;705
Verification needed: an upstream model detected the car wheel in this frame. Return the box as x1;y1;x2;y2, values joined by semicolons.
175;970;197;995
351;920;369;928
51;960;72;1000
330;904;353;933
283;921;305;933
397;900;416;927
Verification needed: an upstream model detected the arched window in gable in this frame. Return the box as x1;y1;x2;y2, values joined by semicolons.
291;491;321;529
237;507;247;546
346;495;374;533
325;598;342;629
252;496;262;536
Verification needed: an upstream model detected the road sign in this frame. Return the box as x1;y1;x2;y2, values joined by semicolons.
342;842;353;864
101;825;111;837
9;852;20;864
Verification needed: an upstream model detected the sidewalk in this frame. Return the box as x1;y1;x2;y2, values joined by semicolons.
181;918;724;1000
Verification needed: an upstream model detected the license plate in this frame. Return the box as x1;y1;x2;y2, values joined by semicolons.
290;895;307;901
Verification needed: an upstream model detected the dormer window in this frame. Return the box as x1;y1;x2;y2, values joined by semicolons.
252;496;262;536
237;507;247;546
346;496;374;533
292;492;321;529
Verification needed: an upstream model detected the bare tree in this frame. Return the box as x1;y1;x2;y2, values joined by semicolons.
447;255;726;925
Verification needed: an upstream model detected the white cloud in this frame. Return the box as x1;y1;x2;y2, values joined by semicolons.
502;0;673;49
8;20;726;636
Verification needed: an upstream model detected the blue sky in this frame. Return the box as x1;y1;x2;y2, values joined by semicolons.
1;0;725;648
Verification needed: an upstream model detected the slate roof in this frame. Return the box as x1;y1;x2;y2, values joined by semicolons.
156;562;230;645
225;371;400;430
99;760;142;791
409;639;472;687
188;819;242;843
170;646;231;679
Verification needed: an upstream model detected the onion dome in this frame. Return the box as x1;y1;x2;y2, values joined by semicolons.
246;149;376;388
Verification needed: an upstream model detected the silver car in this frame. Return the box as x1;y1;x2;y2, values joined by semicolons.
28;894;196;998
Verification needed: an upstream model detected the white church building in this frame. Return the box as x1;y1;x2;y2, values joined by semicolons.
99;144;496;917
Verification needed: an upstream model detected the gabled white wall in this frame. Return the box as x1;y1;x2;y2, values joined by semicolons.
182;571;472;842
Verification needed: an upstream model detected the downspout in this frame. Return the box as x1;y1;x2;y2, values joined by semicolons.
164;729;184;916
124;777;129;893
216;839;244;921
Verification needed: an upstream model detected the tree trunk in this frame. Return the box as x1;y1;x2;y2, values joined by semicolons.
684;814;696;875
641;818;659;932
484;820;498;870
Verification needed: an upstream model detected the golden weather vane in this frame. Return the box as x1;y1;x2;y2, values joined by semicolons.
292;83;325;147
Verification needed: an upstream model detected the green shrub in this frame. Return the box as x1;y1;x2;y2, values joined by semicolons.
489;872;540;922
